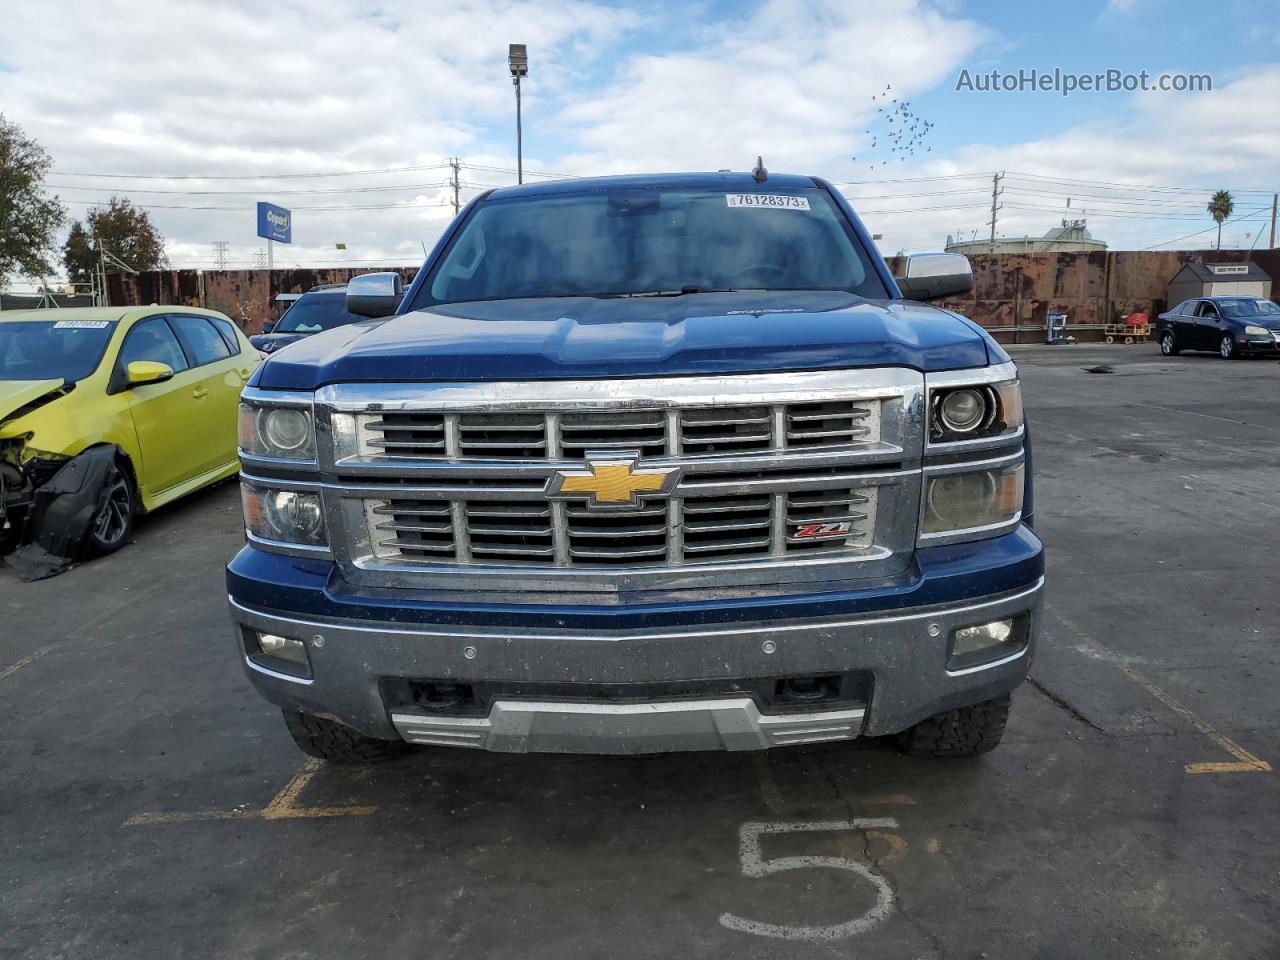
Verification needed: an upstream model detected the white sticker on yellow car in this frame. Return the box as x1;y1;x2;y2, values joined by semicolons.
725;194;811;210
53;320;110;329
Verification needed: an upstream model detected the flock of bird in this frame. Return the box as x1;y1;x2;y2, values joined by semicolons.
851;83;934;170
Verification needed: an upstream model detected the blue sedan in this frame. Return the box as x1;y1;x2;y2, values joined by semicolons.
1155;295;1280;358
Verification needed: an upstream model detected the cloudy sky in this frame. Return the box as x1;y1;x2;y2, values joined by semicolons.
2;0;1278;281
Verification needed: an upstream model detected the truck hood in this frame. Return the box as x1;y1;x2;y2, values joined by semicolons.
0;379;66;429
249;332;310;354
255;291;994;389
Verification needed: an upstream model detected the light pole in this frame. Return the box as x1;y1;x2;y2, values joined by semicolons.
508;43;528;184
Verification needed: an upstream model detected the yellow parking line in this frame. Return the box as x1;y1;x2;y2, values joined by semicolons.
125;809;262;826
263;758;377;819
0;645;53;681
126;758;378;826
1046;603;1270;775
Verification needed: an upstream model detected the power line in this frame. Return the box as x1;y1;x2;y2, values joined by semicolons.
831;173;992;186
51;161;452;181
1142;206;1275;249
1004;170;1275;196
57;197;456;212
47;180;451;196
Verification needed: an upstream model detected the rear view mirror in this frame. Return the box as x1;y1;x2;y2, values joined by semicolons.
895;253;973;301
126;360;174;387
347;272;404;318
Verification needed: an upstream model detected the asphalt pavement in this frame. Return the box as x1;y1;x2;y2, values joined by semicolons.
2;342;1278;959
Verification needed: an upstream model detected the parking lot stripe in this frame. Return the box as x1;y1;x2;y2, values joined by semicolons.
125;759;378;826
1046;603;1271;775
0;645;53;681
263;759;378;819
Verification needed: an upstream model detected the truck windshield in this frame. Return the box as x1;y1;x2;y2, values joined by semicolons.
420;187;888;306
275;295;363;333
0;320;118;382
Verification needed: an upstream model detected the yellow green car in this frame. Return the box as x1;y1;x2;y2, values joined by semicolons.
1;306;257;578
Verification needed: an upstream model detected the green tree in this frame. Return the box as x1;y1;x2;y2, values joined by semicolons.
63;196;168;284
1206;190;1234;249
0;114;66;288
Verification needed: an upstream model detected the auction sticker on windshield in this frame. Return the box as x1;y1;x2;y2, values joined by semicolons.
726;194;811;210
53;320;111;329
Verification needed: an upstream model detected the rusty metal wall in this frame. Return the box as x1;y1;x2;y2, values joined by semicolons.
888;249;1278;341
108;266;419;334
110;252;1276;341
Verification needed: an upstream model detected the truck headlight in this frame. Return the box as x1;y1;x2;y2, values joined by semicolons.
241;483;327;547
929;380;1022;444
921;462;1023;538
1244;324;1269;336
239;403;316;460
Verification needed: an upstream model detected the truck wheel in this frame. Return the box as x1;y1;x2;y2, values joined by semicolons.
898;695;1011;757
82;462;135;557
282;710;409;762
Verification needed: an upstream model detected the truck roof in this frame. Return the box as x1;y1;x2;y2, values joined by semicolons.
485;171;821;201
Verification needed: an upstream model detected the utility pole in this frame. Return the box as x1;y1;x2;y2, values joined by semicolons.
212;241;229;270
987;172;1004;253
449;158;461;215
1270;192;1277;249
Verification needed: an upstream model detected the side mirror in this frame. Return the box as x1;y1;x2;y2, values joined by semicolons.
894;253;973;301
126;360;175;387
347;272;404;318
261;319;276;333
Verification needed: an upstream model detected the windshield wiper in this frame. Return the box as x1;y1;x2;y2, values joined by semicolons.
597;286;761;298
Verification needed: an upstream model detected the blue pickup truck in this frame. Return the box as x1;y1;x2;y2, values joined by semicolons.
229;172;1043;762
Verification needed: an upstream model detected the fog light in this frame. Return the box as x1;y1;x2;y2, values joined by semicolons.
948;617;1025;672
257;632;309;666
953;619;1013;654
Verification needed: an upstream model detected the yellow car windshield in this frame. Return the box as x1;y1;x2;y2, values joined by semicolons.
0;320;118;382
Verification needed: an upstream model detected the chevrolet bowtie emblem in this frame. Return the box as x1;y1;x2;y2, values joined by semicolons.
547;453;681;511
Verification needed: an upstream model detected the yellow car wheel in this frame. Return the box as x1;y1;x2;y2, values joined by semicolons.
83;463;136;556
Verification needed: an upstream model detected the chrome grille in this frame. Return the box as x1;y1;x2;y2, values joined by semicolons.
318;370;925;583
366;485;878;568
360;399;881;461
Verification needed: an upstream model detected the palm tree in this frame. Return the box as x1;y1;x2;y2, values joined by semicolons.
1207;190;1234;249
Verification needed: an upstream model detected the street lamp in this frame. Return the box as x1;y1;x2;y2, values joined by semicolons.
508;43;528;184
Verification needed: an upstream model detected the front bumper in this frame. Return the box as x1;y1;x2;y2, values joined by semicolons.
1240;337;1280;355
228;540;1044;752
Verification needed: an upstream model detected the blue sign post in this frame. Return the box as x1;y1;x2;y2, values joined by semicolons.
256;201;292;271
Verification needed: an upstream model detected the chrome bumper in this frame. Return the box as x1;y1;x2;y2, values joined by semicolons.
392;699;866;753
229;576;1043;752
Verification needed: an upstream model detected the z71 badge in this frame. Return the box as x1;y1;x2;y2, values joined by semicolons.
791;521;853;541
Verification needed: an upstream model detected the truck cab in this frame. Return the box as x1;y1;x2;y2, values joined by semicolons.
228;172;1043;761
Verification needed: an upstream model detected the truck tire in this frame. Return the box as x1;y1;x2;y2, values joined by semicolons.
898;695;1011;757
282;710;409;762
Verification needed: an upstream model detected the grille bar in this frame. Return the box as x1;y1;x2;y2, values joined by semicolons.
360;399;881;462
364;483;879;569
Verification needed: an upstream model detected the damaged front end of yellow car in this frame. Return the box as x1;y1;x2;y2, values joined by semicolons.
1;388;123;581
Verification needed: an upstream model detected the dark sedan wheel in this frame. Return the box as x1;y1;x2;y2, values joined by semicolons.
1219;334;1237;359
84;466;135;556
1160;332;1179;356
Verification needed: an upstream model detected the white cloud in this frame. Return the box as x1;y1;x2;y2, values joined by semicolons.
558;0;990;173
